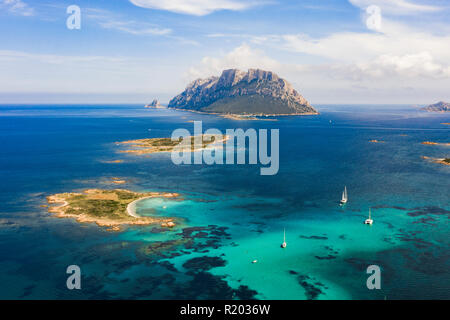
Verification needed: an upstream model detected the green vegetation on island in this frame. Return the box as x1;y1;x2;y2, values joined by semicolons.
118;135;226;155
47;189;179;231
168;69;318;116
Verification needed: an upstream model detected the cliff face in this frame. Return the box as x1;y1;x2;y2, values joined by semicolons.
168;69;317;115
422;101;450;112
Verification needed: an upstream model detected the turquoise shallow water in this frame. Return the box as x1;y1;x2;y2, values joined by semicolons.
0;104;448;299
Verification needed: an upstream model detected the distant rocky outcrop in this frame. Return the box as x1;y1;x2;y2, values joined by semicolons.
145;99;162;108
168;69;317;115
422;101;450;112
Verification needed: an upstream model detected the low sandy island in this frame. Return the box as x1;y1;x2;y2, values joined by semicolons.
109;177;127;184
117;134;228;155
441;123;450;125
369;139;385;143
422;141;450;146
422;156;450;166
101;159;124;164
47;189;179;231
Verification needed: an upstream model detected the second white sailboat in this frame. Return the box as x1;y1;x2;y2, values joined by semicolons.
340;186;348;205
281;229;287;248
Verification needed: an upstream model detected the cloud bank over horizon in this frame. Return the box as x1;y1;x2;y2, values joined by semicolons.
128;0;259;16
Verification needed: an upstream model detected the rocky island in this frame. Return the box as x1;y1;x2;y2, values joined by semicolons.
168;68;318;116
422;156;450;166
145;99;164;108
422;101;450;112
47;189;179;231
432;158;450;166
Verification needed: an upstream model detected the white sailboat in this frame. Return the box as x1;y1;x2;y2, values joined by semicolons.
281;228;287;248
365;208;373;225
340;186;348;205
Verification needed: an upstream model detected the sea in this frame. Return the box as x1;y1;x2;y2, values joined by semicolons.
0;104;448;299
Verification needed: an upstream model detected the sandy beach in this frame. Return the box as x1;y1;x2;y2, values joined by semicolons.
46;189;179;231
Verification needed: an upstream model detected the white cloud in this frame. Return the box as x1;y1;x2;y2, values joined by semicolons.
99;21;171;35
186;43;280;80
189;33;450;81
354;52;450;78
348;0;441;15
0;50;183;96
129;0;258;16
186;42;450;104
0;50;126;65
279;19;450;73
194;0;450;103
85;8;172;36
1;0;34;16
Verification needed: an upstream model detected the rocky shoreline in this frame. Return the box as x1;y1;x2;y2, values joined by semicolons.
47;189;179;231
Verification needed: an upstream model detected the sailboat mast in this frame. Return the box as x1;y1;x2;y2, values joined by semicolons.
283;228;286;242
340;186;348;204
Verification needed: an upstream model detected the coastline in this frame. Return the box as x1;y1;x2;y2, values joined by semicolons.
126;195;176;227
118;134;230;155
421;141;450;146
219;114;278;121
47;189;179;231
126;196;153;218
166;106;319;118
422;156;450;166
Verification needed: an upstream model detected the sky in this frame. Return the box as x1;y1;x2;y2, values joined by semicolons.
1;0;450;104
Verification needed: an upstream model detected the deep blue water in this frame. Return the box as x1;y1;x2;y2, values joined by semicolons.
0;104;448;299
